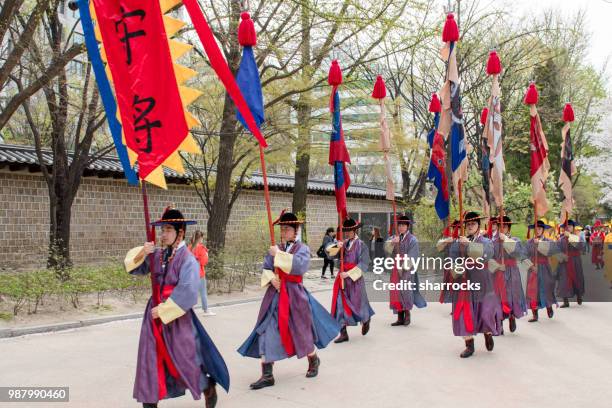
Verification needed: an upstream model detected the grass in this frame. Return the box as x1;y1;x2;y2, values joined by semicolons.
0;311;13;321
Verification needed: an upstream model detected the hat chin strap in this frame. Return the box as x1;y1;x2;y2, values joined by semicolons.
168;229;184;248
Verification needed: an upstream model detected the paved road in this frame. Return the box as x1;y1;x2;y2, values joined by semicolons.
1;287;612;408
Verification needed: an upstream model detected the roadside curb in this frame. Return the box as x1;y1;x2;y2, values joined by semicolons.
0;288;332;339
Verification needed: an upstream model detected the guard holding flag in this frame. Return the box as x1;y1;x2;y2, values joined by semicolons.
327;218;375;343
238;211;339;390
524;220;560;322
384;215;427;326
556;219;585;307
488;215;527;333
448;211;502;358
125;207;229;408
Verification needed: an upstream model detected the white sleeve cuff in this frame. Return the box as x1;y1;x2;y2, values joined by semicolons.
274;251;293;274
157;297;186;324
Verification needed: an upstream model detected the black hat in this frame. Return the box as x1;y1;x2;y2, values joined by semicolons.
273;210;304;226
491;215;514;225
463;211;485;223
528;220;551;230
560;219;578;228
342;218;361;232
151;207;196;230
397;215;412;226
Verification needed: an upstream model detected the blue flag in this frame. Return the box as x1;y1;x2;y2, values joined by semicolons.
236;46;264;129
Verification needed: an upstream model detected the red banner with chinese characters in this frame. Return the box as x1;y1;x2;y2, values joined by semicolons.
93;0;188;180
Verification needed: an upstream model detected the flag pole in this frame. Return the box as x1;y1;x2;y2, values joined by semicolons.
258;144;276;246
459;179;464;236
338;214;345;289
140;181;160;306
533;204;538;268
328;60;348;290
235;3;274;246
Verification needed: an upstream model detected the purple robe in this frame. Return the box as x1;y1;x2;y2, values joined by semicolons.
238;242;339;362
384;233;427;312
556;235;585;298
524;237;559;309
449;234;503;337
130;244;228;404
438;245;455;304
331;238;375;326
491;234;527;318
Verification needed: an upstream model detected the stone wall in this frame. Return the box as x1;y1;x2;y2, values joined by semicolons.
0;169;393;270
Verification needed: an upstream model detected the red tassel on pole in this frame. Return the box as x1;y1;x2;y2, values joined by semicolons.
486;51;502;75
524;83;539;105
480;107;489;126
429;93;441;113
238;12;257;46
328;60;343;86
563;103;575;122
442;13;459;43
371;75;387;99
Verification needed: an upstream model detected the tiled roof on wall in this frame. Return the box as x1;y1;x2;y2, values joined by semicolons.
0;143;399;199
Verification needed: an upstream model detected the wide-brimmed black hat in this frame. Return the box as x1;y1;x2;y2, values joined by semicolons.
273;210;304;226
560;219;579;228
528;219;552;230
490;215;514;225
342;218;361;231
151;207;197;228
463;211;485;223
396;214;412;226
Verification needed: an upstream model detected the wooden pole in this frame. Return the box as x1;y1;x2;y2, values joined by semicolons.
392;198;398;236
459;179;464;236
338;213;345;289
533;204;538;272
141;182;159;306
258;144;276;246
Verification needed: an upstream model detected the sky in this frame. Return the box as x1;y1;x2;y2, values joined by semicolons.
506;0;612;90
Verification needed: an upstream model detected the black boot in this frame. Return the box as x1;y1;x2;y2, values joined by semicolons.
509;315;517;333
547;306;554;318
204;382;217;408
334;326;349;343
391;311;405;326
528;309;538;322
306;354;320;378
143;404;157;408
577;296;583;305
460;338;475;358
404;310;411;326
484;333;494;351
250;362;274;390
560;298;570;308
361;319;371;335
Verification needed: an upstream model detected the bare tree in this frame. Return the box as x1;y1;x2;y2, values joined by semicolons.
0;0;85;131
13;5;109;273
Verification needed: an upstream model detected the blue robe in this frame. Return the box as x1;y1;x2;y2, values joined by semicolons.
490;233;527;318
238;242;339;362
384;233;427;313
331;238;375;326
449;234;503;336
524;237;559;309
